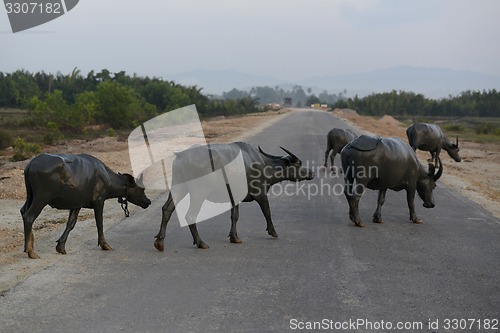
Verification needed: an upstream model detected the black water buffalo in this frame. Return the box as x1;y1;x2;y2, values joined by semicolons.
406;122;461;164
323;128;358;170
21;153;151;259
341;135;443;227
154;142;315;251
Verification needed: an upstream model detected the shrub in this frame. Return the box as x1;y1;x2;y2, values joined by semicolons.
106;127;116;137
443;124;465;132
43;121;64;145
475;122;498;135
0;129;13;149
12;138;41;162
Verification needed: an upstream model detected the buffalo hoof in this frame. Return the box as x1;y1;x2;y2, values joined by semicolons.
354;221;365;227
154;238;165;252
55;243;67;255
229;235;242;244
27;251;40;259
197;241;209;249
267;229;278;238
99;242;113;251
413;218;423;224
373;217;383;224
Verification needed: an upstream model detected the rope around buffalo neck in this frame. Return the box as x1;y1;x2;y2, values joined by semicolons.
118;187;130;217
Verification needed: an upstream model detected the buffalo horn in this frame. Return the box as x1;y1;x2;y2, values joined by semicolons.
279;146;299;162
258;146;277;159
434;156;443;181
456;135;459;146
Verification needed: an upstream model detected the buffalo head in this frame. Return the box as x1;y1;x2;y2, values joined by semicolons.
447;136;461;162
258;146;315;182
416;157;443;208
122;173;152;209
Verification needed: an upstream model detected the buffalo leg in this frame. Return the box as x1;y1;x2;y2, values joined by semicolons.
55;208;81;254
185;195;209;249
406;189;422;224
21;199;46;259
344;182;364;227
434;148;441;166
372;189;386;223
323;148;331;168
330;153;337;171
228;204;241;243
154;192;176;252
256;196;278;238
94;203;112;250
188;224;209;249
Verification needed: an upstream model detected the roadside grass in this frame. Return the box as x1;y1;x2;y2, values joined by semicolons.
0;108;129;157
396;116;500;143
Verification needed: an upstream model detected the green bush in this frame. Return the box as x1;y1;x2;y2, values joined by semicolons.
12;137;41;162
475;122;498;135
443;124;465;132
106;127;116;137
0;129;13;149
43;121;64;145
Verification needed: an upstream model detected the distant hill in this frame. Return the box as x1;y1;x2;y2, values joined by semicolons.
169;66;500;99
299;66;500;99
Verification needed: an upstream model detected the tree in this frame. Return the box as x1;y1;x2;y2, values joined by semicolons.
95;81;144;128
306;94;321;106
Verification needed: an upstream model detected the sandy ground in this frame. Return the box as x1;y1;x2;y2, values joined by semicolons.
0;108;498;292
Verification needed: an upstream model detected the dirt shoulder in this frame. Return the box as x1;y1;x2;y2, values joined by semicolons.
333;108;500;219
0;109;293;292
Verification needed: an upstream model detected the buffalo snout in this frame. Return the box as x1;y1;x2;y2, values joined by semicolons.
129;191;152;209
300;167;315;181
141;198;152;209
423;201;435;208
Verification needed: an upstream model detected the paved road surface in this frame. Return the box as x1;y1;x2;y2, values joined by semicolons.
1;110;498;332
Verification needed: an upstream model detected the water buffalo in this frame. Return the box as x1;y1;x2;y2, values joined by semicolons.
406;122;461;164
341;135;443;227
323;128;358;170
21;153;151;259
154;142;315;251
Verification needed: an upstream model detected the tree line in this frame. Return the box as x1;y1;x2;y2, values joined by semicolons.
222;85;344;107
331;90;500;117
223;86;499;117
0;69;261;133
1;69;498;138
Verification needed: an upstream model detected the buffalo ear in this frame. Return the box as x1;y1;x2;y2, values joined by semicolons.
122;173;136;186
281;156;291;166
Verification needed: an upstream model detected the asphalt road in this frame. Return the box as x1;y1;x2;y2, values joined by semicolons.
1;110;499;332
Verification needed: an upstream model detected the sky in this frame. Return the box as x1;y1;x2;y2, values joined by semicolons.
1;0;500;82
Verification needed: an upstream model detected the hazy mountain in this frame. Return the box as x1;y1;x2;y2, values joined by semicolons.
299;66;500;99
170;66;500;99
